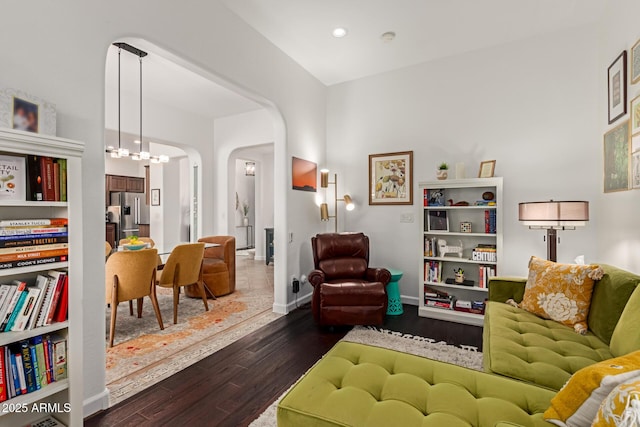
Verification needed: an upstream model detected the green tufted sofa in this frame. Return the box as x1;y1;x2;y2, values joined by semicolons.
277;264;640;426
484;264;640;391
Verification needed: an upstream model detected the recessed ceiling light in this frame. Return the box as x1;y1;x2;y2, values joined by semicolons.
381;31;396;42
332;27;348;38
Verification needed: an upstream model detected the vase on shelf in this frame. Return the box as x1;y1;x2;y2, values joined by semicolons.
243;217;249;226
436;169;448;180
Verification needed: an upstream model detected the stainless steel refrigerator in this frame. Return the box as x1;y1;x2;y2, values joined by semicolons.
107;192;150;242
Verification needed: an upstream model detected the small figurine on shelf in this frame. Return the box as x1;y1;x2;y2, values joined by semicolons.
454;268;465;284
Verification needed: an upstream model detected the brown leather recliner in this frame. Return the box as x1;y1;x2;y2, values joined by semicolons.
309;233;391;326
185;236;236;298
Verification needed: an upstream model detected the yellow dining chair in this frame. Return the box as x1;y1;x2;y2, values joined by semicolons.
105;248;164;347
105;241;112;258
156;242;208;324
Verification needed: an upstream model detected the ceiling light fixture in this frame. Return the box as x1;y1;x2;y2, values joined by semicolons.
332;27;348;38
381;31;396;43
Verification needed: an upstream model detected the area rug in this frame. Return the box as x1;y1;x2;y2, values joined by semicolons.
106;276;278;405
249;326;483;427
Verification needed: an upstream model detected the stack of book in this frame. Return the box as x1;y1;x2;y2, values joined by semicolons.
424;236;438;257
26;155;67;202
472;244;497;262
0;270;68;332
424;260;442;283
0;334;67;402
424;286;455;310
454;300;486;314
0;219;68;270
484;210;497;233
478;265;496;289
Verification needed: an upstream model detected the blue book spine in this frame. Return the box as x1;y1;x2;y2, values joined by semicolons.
9;354;20;396
5;292;28;332
0;232;68;241
29;345;40;390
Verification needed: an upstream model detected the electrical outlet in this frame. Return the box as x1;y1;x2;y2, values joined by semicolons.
400;213;414;223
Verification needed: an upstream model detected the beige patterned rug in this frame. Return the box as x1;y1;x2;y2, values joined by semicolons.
249;326;483;427
106;256;278;405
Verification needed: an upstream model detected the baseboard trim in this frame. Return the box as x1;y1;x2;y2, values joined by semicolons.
83;388;109;417
255;255;266;261
286;292;312;312
401;295;419;306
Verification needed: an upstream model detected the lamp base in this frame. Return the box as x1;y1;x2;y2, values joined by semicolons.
547;228;557;262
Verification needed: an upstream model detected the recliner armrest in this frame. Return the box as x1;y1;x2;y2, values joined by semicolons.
309;270;325;287
488;277;527;303
366;268;391;286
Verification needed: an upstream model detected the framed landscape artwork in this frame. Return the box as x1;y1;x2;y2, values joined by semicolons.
632;38;640;84
608;51;627;124
603;121;630;193
631;94;640;135
632;133;640;189
369;151;413;205
291;157;317;192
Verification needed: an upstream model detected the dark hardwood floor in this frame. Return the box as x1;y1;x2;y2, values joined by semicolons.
85;304;482;427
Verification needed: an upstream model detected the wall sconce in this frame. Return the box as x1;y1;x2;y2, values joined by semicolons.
320;169;354;232
518;200;589;262
245;161;256;176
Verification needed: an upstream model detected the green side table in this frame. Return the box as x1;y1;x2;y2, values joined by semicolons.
386;268;404;315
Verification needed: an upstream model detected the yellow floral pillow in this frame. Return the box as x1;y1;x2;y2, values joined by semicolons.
593;375;640;426
521;256;603;334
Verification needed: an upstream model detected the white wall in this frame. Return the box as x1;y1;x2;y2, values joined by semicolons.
0;0;326;416
234;158;256;248
596;0;640;273
327;25;601;302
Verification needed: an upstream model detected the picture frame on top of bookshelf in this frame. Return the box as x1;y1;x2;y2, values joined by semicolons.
419;177;503;327
0;128;83;427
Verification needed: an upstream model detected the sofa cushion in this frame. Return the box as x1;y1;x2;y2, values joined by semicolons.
278;341;556;427
483;301;612;391
543;351;640;427
592;374;640;426
609;285;640;357
521;257;601;334
588;265;640;345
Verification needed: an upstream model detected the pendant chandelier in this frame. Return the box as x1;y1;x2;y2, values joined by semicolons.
108;42;169;163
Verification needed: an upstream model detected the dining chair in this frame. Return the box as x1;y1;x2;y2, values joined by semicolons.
105;248;164;347
105;241;113;258
156;242;208;324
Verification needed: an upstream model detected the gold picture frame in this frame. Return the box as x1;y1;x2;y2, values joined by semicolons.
478;160;496;178
603;120;630;193
631;38;640;85
631;94;640;135
369;151;413;205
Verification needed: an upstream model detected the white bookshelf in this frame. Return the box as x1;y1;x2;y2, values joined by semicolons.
0;128;83;426
418;177;503;327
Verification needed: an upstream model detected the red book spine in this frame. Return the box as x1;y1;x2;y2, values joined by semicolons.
45;276;65;325
423;189;428;206
0;346;6;402
53;276;69;323
40;157;55;201
484;210;490;233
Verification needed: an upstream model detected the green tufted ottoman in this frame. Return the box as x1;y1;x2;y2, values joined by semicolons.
277;341;555;427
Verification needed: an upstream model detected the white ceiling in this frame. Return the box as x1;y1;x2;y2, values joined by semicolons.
105;44;261;119
224;0;606;85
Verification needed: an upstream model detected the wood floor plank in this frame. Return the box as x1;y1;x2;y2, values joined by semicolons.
86;304;480;426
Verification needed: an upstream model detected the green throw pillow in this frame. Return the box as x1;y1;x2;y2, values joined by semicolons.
609;285;640;357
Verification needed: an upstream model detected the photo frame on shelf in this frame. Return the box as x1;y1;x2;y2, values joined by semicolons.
151;188;161;206
632;38;640;85
427;210;449;232
631;94;640;135
603;120;630;193
608;51;627;124
0;88;57;136
369;151;413;205
478;160;496;178
291;157;317;192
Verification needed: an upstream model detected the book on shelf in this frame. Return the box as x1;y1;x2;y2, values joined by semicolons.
43;271;66;326
32;336;48;387
424;260;442;283
10;287;41;331
0;218;68;227
51;334;67;381
0;280;27;331
26;156;67;202
0;243;68;255
14;351;27;395
484;210;497;233
423;236;437;257
0;154;27;202
478;265;496;289
0;234;68;249
20;341;36;393
0;227;67;237
0;345;6;402
0;255;68;270
472;245;497;262
0;248;69;263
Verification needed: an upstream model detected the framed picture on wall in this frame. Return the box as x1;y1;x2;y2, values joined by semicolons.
632;133;640;189
291;157;317;192
151;188;161;206
0;88;57;136
369;151;413;205
603;120;630;193
608;51;627;124
631;94;640;135
478;160;496;178
631;38;640;84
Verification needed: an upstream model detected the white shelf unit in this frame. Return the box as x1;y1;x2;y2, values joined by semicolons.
418;177;503;327
0;129;83;427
